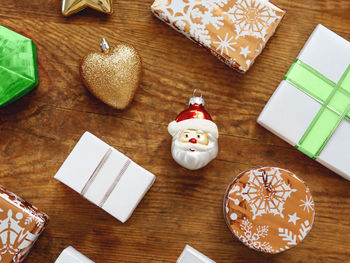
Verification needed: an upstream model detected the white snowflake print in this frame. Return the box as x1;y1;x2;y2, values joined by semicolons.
278;228;297;246
174;20;186;31
287;212;300;225
0;209;36;259
0;192;45;229
241;168;297;219
192;5;224;30
213;33;236;55
239;46;251;58
234;217;273;253
228;184;241;206
24;215;44;228
152;0;284;72
25;216;33;225
189;23;211;47
297;220;311;241
204;0;228;9
255;42;264;53
224;0;281;40
277;220;312;252
152;0;229;48
299;195;314;213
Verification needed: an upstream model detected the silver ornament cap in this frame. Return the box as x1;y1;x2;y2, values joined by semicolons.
100;38;110;53
189;89;205;105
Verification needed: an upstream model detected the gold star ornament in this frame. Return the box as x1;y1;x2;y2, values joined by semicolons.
62;0;113;16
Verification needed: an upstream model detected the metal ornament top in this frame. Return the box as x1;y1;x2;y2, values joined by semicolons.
100;38;110;53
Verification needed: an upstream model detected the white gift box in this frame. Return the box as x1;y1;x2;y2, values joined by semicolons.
55;246;94;263
55;247;94;263
258;24;350;181
55;132;156;223
177;245;216;263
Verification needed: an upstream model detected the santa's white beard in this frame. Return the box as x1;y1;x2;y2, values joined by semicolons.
171;134;218;170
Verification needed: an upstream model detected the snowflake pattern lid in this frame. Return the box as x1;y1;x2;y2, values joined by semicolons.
0;185;49;262
151;0;285;72
223;167;315;253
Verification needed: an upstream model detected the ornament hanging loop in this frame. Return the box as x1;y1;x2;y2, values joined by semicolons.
190;89;205;106
193;89;203;99
100;38;110;53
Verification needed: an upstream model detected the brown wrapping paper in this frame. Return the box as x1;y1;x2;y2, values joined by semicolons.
0;186;49;262
224;167;315;253
151;0;285;72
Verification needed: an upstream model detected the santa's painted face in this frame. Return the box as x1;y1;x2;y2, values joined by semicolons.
178;129;209;150
171;129;218;170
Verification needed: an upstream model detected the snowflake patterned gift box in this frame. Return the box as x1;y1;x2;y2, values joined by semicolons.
224;167;315;254
177;245;216;263
151;0;285;73
54;132;156;223
258;24;350;181
0;185;49;262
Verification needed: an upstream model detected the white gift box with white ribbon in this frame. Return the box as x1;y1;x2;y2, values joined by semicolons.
258;24;350;181
54;132;156;223
55;246;94;263
177;245;216;263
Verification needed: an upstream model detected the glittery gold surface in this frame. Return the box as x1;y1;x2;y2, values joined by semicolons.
80;44;142;109
62;0;113;16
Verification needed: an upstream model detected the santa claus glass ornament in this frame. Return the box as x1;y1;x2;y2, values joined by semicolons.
168;92;219;170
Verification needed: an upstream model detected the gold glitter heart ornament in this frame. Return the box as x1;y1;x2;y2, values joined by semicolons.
80;38;142;109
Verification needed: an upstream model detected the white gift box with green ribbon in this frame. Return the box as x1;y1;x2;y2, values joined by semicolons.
258;24;350;181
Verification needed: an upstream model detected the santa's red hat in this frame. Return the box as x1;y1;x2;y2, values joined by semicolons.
168;96;219;138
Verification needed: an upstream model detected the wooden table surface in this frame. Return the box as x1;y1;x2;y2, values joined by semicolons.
1;0;350;262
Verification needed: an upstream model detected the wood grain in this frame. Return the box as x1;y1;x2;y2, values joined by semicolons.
1;0;350;262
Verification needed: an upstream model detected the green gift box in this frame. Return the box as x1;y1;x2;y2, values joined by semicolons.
258;25;350;181
0;25;38;106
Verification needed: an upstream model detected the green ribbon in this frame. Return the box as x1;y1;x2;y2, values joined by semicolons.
284;59;350;159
